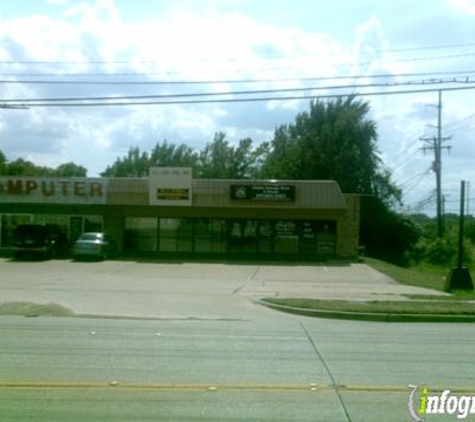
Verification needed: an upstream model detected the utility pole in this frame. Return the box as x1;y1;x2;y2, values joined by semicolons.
420;90;451;237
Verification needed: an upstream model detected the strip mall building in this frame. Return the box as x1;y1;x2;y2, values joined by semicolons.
0;168;360;260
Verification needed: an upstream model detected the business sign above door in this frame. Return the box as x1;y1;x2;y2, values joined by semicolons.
230;184;295;202
149;167;192;206
0;177;108;204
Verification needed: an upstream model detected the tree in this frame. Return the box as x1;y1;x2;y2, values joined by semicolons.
101;147;150;177
260;96;400;203
54;162;87;177
0;150;6;174
150;141;197;169
4;158;55;176
102;142;199;177
197;132;261;179
259;96;416;263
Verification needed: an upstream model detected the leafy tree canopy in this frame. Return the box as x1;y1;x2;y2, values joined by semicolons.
0;150;87;177
197;132;262;179
102;135;263;179
259;96;401;206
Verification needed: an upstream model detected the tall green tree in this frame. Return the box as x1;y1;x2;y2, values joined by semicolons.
4;158;55;176
197;132;261;179
101;147;150;177
260;96;399;203
102;142;198;177
150;141;197;169
0;150;6;174
54;162;87;177
259;96;417;263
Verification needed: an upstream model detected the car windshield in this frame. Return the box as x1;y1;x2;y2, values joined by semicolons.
14;225;46;237
79;233;102;241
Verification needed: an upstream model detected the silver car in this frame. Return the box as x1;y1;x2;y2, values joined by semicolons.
72;232;116;260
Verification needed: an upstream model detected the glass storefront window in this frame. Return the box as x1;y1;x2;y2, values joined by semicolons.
194;219;225;254
178;219;193;253
301;221;317;257
257;221;273;254
125;217;158;252
227;220;243;254
316;221;337;256
242;220;257;254
274;220;299;255
159;218;180;252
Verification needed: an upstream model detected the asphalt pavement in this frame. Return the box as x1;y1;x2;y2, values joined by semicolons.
0;316;474;421
0;258;471;421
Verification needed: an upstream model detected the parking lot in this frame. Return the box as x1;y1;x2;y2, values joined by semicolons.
0;257;445;319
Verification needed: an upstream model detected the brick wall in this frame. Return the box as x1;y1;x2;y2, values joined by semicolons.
336;194;360;259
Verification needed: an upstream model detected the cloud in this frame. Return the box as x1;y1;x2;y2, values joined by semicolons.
0;1;473;212
450;0;475;14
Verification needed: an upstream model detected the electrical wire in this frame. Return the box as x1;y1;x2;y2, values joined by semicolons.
2;79;474;104
445;112;475;129
1;42;475;65
1;52;475;80
3;84;475;108
1;69;474;84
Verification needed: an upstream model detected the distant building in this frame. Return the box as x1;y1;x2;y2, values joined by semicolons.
0;168;360;260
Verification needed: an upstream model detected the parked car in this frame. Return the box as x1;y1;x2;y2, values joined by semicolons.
72;232;116;260
13;224;69;260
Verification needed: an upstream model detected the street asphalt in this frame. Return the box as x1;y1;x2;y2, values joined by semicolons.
0;258;471;421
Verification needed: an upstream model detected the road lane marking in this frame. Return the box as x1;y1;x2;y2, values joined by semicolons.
3;381;473;394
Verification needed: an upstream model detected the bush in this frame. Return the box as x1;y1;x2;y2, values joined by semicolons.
360;197;420;265
424;238;457;265
413;236;473;267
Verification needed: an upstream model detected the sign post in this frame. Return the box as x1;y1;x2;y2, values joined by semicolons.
445;180;473;291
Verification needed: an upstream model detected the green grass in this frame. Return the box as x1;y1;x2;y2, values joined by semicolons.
0;302;74;317
363;257;447;291
364;257;475;300
260;257;475;318
263;298;475;315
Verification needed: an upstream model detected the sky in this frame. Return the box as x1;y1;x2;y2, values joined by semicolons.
0;0;475;215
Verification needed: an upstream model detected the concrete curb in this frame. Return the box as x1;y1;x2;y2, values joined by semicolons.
256;299;475;323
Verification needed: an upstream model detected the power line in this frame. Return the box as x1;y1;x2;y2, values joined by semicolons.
1;52;475;82
1;69;474;83
2;42;475;65
2;71;475;85
4;84;475;108
448;122;475;136
3;79;475;104
445;112;475;129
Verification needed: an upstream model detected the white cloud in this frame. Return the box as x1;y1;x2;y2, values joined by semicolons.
0;1;473;212
450;0;475;14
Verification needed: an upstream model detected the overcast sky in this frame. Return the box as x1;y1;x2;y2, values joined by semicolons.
0;0;475;214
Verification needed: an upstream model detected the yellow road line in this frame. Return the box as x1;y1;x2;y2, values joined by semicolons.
0;381;474;394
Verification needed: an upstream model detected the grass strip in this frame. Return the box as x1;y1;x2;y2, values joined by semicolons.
263;298;475;315
364;257;475;300
0;301;74;317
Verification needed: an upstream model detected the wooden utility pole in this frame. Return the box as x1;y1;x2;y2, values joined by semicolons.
420;90;451;237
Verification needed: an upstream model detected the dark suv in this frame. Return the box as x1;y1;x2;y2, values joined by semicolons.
13;224;69;259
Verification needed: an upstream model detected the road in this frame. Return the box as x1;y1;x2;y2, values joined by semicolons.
0;258;472;421
1;314;474;421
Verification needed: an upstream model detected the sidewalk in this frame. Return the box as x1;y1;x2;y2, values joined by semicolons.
238;262;448;301
0;259;447;320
